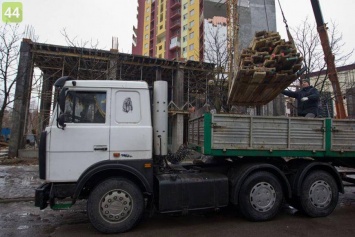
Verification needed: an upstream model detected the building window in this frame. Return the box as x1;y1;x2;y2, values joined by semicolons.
190;0;194;5
145;25;149;30
146;7;150;12
190;9;194;16
145;34;148;39
183;13;188;20
189;44;194;50
146;16;149;21
145;43;148;49
183;47;187;53
183;24;188;31
189;32;194;39
159;45;162;50
189;55;194;60
183;36;187;42
183;3;188;10
189;20;194;28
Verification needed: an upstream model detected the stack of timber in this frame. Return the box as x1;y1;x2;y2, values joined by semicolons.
228;31;303;106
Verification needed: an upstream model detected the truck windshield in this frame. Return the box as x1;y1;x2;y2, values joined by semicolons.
63;91;106;123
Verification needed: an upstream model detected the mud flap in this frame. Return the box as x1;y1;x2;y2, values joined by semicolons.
35;183;51;210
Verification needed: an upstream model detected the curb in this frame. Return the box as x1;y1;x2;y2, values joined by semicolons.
0;197;34;203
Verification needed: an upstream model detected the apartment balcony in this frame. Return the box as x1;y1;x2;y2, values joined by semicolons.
171;9;181;20
170;20;181;30
171;0;181;10
170;41;181;50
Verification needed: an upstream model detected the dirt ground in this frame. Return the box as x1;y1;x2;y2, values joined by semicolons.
0;158;38;166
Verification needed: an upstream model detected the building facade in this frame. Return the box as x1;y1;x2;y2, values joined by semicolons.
309;63;355;118
132;0;276;62
132;0;204;60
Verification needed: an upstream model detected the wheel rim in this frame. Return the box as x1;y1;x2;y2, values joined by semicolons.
100;189;133;223
250;182;276;212
309;180;332;208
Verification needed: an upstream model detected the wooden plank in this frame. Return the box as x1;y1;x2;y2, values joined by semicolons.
228;30;301;106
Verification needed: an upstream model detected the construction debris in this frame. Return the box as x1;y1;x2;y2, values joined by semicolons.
228;31;303;106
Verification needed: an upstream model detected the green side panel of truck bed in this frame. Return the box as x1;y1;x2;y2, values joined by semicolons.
188;113;355;164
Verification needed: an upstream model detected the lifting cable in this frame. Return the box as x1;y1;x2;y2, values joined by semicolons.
263;0;270;31
277;0;295;45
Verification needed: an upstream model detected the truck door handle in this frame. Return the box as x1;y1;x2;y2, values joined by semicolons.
94;145;108;151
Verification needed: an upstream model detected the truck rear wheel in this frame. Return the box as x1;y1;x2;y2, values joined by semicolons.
238;171;283;221
299;170;338;217
87;178;144;233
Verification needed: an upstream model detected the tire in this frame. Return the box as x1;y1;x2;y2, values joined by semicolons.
299;170;338;217
238;171;283;221
87;178;144;233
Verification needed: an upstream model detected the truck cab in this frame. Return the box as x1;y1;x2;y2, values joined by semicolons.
42;78;153;182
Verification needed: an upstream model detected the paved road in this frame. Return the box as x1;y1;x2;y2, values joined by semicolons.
1;165;355;236
0;165;42;200
1;187;355;237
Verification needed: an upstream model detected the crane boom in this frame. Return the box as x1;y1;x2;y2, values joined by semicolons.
226;0;239;91
310;0;347;119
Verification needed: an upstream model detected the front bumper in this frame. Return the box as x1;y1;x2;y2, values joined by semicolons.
35;183;51;210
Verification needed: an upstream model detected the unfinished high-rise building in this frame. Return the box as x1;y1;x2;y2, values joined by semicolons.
132;0;276;61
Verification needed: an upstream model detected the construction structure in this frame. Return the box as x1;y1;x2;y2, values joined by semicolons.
9;39;214;157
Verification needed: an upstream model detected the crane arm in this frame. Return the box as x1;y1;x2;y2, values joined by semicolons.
310;0;347;119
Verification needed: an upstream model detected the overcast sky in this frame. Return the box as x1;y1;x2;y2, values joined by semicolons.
19;0;138;53
7;0;355;62
275;0;355;63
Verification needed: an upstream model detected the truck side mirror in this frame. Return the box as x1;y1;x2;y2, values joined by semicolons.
57;113;66;130
58;88;67;112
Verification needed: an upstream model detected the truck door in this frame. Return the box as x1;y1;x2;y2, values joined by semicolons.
109;89;152;160
48;89;110;181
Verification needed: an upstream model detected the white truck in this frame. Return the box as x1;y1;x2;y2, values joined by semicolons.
36;76;355;233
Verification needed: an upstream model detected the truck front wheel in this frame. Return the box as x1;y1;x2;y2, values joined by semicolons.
238;171;283;221
87;178;144;233
299;170;338;217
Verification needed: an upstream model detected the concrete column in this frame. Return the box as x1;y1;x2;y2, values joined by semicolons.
38;74;53;132
171;68;184;153
108;51;118;80
155;66;162;81
9;40;33;157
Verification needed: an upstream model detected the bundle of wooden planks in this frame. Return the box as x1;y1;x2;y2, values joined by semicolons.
228;31;303;106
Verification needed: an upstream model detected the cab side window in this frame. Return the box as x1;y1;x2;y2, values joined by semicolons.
64;91;106;123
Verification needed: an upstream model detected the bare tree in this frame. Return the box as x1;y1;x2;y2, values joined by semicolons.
204;20;229;112
292;18;354;92
60;28;110;81
291;18;354;117
0;24;22;132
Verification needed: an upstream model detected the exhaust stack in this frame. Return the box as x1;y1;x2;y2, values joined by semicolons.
153;81;168;156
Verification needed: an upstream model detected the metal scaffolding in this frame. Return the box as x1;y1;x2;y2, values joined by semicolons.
9;39;215;157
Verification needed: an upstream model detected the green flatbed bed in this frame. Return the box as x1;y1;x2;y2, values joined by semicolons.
188;114;355;167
